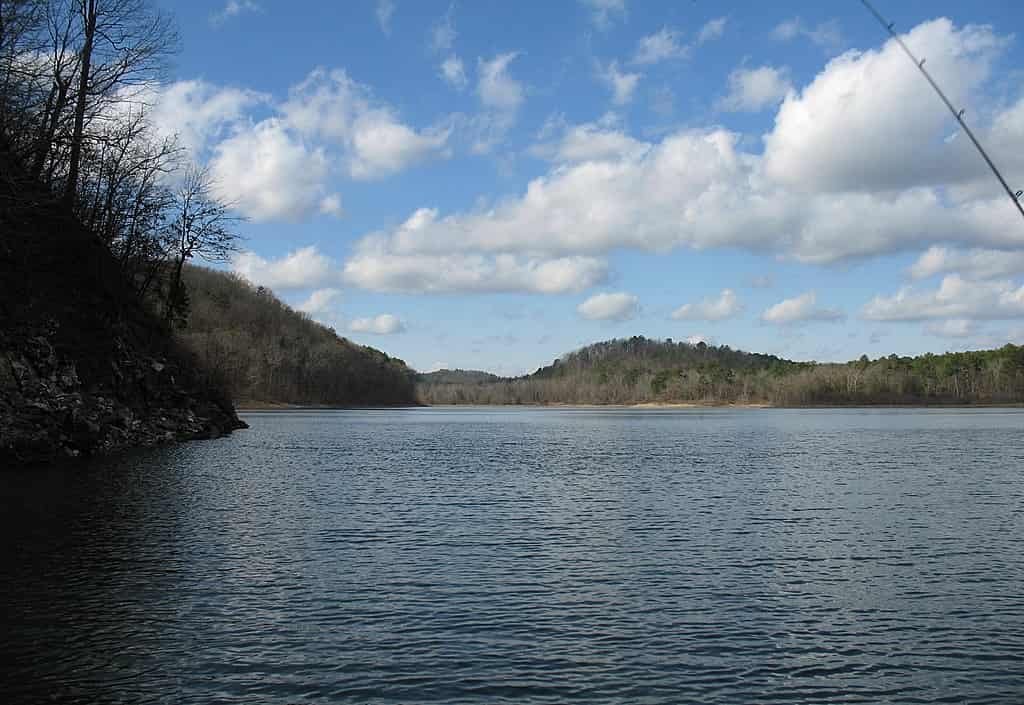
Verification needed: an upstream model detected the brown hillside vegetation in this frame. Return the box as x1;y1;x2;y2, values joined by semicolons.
180;266;417;407
416;336;1024;406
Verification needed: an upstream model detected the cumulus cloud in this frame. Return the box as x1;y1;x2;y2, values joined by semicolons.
578;292;639;321
597;61;641;105
210;0;262;26
671;289;742;321
580;0;626;30
148;80;265;156
348;114;1023;265
633;27;689;65
762;292;844;324
763;19;1011;193
862;275;1024;321
210;120;337;222
350;314;405;335
440;55;467;90
343;241;608;294
533;121;649;163
771;17;842;51
376;0;395;35
232;246;336;290
697;17;727;44
298;288;342;315
327;19;1019;264
908;246;1024;281
282;68;449;180
718;65;792;112
147;67;450;221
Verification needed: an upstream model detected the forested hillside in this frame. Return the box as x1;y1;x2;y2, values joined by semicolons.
416;336;1024;406
180;266;417;406
419;369;501;385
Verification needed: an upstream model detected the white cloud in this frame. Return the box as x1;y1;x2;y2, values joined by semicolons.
633;27;689;65
718;65;792;112
336;19;1024;276
232;246;336;290
210;0;262;26
909;246;1024;281
145;68;449;219
298;288;342;315
440;55;467;90
350;314;405;335
376;0;395;35
349;119;450;180
319;194;343;217
771;18;802;41
471;53;525;153
343;239;608;294
533;122;649;163
771;17;842;51
578;292;639;321
580;0;626;30
598;61;641;106
430;6;457;52
697;17;727;44
764;19;1009;193
762;291;844;324
685;334;712;345
282;68;449;179
862;275;1024;321
477;53;524;111
354;120;1023;265
672;289;742;321
924;319;978;338
210;119;336;222
148;80;265;156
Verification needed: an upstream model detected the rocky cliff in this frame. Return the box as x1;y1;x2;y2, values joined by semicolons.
0;151;245;466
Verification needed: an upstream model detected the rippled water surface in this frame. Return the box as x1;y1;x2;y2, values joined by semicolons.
3;407;1024;704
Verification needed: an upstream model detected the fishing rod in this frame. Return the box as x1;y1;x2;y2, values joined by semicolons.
859;0;1024;222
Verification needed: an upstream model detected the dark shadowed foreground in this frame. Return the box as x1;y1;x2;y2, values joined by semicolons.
0;153;245;465
2;407;1022;704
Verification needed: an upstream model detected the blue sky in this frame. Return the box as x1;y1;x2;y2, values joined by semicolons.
152;0;1024;374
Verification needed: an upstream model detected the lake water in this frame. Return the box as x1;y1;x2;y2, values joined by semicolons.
2;407;1023;704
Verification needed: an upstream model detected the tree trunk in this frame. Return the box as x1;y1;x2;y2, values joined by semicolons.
64;0;96;206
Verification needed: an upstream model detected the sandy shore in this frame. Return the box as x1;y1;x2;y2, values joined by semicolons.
629;401;773;409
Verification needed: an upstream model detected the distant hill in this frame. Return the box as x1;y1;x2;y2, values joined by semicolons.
418;369;503;385
416;335;1024;406
180;266;417;406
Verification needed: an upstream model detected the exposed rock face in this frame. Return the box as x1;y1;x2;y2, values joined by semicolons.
0;325;245;464
0;151;245;466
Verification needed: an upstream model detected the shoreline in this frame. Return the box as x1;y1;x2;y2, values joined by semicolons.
235;400;426;411
237;401;1024;411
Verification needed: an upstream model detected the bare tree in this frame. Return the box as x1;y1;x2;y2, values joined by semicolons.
63;0;177;204
0;0;46;135
163;165;242;324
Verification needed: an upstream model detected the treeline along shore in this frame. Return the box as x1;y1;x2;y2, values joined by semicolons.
416;337;1024;407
